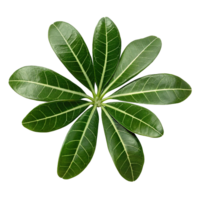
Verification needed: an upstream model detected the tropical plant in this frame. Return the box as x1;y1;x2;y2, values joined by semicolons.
9;17;191;182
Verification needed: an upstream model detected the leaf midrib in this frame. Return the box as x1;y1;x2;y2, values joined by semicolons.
97;18;108;96
9;80;87;98
22;102;91;124
111;88;192;98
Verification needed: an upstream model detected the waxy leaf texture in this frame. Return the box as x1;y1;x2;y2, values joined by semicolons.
9;66;87;101
103;102;163;138
102;107;144;181
9;17;191;182
58;107;99;179
108;74;191;104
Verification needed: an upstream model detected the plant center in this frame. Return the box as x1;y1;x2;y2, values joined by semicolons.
93;97;102;107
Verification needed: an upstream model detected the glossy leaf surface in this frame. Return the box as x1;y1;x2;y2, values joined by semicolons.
102;107;144;181
104;102;163;138
49;21;95;93
57;106;99;179
109;74;192;104
9;66;87;101
101;36;161;96
23;100;90;132
93;17;121;92
8;17;193;182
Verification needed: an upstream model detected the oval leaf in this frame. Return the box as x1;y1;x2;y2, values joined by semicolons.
103;102;163;138
22;100;90;132
102;107;144;181
109;74;192;104
93;17;121;92
101;36;161;96
57;106;99;179
48;21;95;93
9;66;88;101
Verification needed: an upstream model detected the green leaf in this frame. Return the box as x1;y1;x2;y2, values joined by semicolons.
101;36;162;97
9;66;90;101
22;100;90;132
57;106;99;179
103;102;163;138
93;17;121;94
106;74;192;104
102;107;144;181
48;21;95;94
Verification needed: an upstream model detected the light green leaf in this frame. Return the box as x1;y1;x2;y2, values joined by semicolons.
22;100;90;132
101;36;162;97
93;17;121;94
9;66;90;101
102;107;144;181
48;21;95;94
57;106;99;179
106;74;192;104
103;102;163;138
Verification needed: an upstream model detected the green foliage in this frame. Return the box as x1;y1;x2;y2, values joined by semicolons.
9;17;191;182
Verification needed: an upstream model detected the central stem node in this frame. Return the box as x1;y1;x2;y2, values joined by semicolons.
93;96;102;107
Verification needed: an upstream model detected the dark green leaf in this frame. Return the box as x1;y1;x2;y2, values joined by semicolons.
57;106;99;179
48;21;95;93
107;74;192;104
102;107;144;181
22;100;90;132
103;102;163;138
93;17;121;93
101;36;161;97
9;66;89;101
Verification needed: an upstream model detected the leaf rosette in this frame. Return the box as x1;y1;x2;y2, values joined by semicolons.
9;17;192;182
